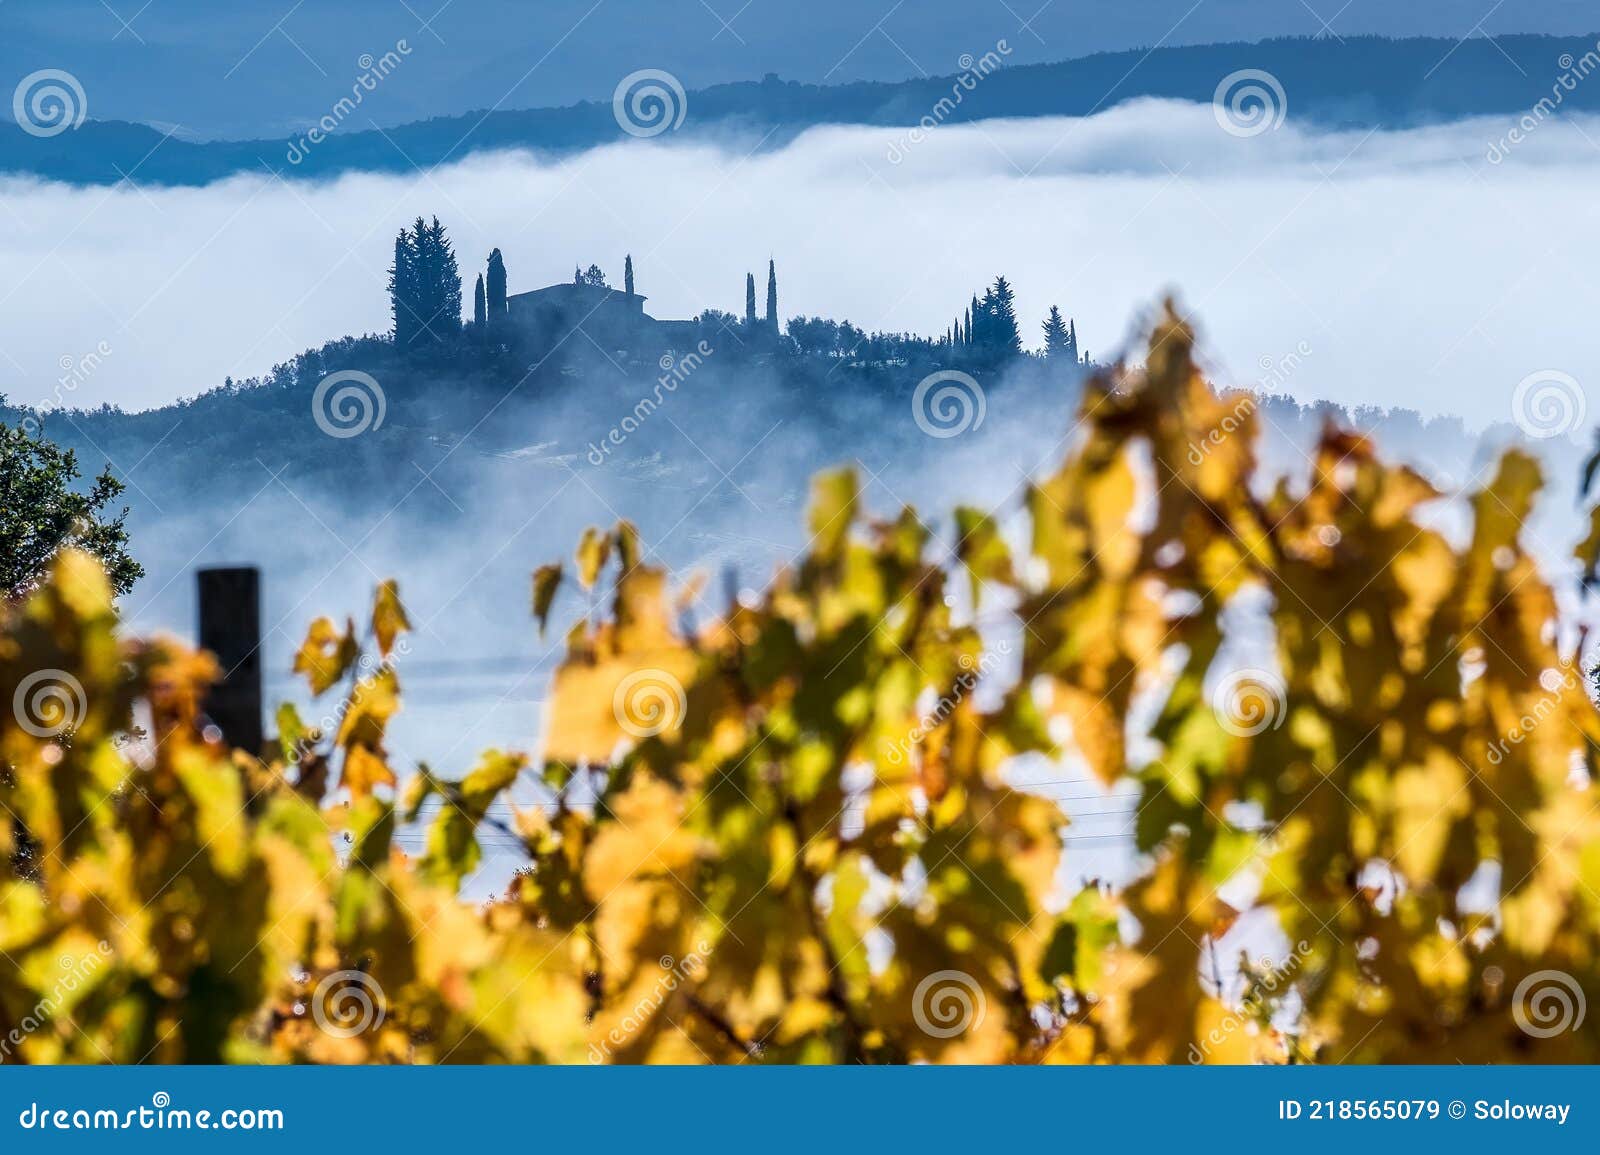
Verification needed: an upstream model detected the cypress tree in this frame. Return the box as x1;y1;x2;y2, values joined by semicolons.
1068;319;1078;363
973;289;992;354
766;259;778;333
625;254;635;296
388;230;415;348
474;274;487;329
745;273;758;328
487;248;507;317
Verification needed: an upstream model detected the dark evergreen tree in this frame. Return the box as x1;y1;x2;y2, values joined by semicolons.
624;254;635;296
985;276;1022;360
1042;305;1070;358
421;216;462;344
579;264;607;288
972;289;993;353
390;216;462;349
474;274;487;329
388;231;416;347
745;273;758;327
766;259;778;333
486;248;507;317
1067;318;1079;363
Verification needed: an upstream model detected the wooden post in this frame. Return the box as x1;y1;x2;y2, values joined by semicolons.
197;566;263;754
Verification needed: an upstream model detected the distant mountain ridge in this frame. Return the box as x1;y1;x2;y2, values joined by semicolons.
3;34;1598;188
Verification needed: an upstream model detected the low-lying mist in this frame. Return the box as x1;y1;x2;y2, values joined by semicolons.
3;98;1598;423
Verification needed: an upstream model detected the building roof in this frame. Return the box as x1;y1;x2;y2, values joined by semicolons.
507;282;646;305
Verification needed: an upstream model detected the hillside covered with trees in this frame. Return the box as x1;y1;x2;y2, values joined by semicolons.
5;35;1600;187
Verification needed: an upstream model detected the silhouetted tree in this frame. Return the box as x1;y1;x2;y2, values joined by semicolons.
1042;305;1070;358
969;276;1021;362
745;273;758;328
486;248;507;318
579;264;608;288
474;274;487;330
766;260;779;333
389;232;416;347
390;216;463;349
1067;318;1079;363
625;254;635;296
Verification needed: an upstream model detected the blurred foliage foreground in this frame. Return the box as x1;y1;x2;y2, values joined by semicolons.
6;309;1600;1065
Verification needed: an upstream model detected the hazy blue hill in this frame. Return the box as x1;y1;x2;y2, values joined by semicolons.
4;35;1596;187
3;0;1591;138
